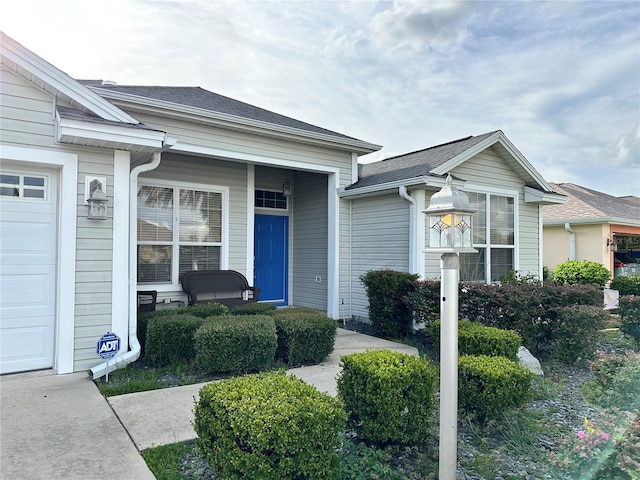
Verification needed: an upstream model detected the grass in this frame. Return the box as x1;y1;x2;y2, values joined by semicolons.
141;441;196;480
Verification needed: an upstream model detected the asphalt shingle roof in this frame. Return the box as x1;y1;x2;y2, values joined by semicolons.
78;82;360;142
347;131;500;189
543;182;640;223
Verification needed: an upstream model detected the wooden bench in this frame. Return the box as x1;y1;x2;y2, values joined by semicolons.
181;270;260;309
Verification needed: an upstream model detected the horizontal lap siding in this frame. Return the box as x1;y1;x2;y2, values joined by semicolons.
293;171;328;310
350;194;409;320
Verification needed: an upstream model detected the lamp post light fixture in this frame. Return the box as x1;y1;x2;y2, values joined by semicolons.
423;174;476;480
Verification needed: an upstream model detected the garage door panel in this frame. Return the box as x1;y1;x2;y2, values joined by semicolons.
1;167;57;374
0;322;52;374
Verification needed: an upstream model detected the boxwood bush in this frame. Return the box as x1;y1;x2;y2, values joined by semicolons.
430;320;521;360
231;302;277;316
272;311;337;367
194;371;346;480
360;270;419;339
610;275;640;296
458;355;533;421
337;349;438;445
552;260;610;286
618;295;640;344
145;314;203;367
194;315;277;374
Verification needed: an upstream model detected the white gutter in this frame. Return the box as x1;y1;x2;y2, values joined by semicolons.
90;151;163;379
565;222;576;261
399;186;417;275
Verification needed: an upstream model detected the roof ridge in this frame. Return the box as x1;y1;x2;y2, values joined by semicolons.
381;131;499;162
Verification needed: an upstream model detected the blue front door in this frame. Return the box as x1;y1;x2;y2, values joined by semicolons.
254;214;288;305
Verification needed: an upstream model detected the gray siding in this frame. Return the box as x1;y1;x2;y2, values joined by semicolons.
350;193;410;320
292;171;328;310
1;67;117;371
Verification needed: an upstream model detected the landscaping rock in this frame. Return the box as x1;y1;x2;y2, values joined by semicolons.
517;346;544;376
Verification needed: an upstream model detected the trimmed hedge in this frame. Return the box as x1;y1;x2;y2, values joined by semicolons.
272;311;337;367
618;295;640;343
360;270;419;339
231;302;277;316
430;320;521;360
194;371;346;480
552;260;610;286
610;275;640;296
337;349;438;445
458;355;533;421
194;315;277;374
145;314;203;367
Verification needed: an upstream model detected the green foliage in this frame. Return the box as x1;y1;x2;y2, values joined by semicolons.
145;314;203;367
360;270;419;339
193;371;346;480
430;320;521;360
618;295;640;343
337;349;438;445
141;441;195;480
499;270;542;286
610;275;640;296
340;440;403;479
583;350;640;411
182;302;229;318
194;315;277;374
458;355;533;422
553;260;611;286
231;302;277;315
272;311;337;367
455;283;604;361
404;280;441;327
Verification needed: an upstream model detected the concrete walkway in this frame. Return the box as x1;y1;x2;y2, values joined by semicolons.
1;328;417;478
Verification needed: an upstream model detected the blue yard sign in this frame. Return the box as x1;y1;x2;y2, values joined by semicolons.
97;332;120;359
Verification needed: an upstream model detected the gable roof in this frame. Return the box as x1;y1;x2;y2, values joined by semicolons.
80;82;381;154
543;183;640;226
344;131;560;203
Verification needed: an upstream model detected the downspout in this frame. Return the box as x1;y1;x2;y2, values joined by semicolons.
565;222;576;261
91;152;163;379
399;185;416;274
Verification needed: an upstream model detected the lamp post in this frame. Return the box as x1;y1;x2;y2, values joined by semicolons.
423;175;476;480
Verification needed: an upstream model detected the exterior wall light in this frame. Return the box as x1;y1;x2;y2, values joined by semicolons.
85;176;108;220
282;181;292;197
423;174;476;480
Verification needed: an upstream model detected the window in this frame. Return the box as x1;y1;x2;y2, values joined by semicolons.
460;192;515;283
255;189;288;209
0;173;46;199
137;184;225;284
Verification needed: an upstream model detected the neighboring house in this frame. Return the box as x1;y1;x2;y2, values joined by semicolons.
0;33;381;376
543;182;640;278
340;131;566;320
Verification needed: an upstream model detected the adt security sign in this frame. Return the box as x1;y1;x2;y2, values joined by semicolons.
97;332;120;359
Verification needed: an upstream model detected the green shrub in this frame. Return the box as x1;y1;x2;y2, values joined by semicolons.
194;371;346;480
618;295;640;343
194;315;277;374
404;280;441;327
360;270;419;339
430;320;521;360
583;350;640;411
272;312;337;367
552;260;610;286
145;314;203;367
182;302;229;318
274;306;322;316
337;349;438;445
458;355;533;421
610;275;640;296
499;270;542;286
231;302;277;315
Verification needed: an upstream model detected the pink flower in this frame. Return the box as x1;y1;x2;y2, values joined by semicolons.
601;433;610;440
577;430;586;439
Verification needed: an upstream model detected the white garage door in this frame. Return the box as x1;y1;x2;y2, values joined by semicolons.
0;168;57;374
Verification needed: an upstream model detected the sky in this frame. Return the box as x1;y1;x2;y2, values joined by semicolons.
2;0;639;196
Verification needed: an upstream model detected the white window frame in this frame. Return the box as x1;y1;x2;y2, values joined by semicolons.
254;188;289;211
137;179;229;291
463;186;519;283
0;171;48;201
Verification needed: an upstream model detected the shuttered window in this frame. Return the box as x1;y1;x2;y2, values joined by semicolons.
460;193;515;283
137;185;223;284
